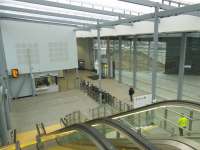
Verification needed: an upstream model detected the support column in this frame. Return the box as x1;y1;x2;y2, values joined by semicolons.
27;49;36;96
0;87;9;146
0;27;11;144
97;26;102;103
129;40;133;71
93;39;97;68
177;33;187;100
118;36;122;83
110;40;113;79
113;40;116;78
89;38;94;70
133;38;137;89
0;27;11;105
152;6;159;101
148;41;151;70
106;38;111;78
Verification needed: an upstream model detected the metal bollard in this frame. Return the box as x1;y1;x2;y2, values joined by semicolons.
119;100;122;112
127;104;130;111
73;112;76;124
103;106;106;117
78;111;81;123
36;135;44;150
123;103;126;112
97;108;100;118
92;109;95;119
69;114;72;125
15;141;21;150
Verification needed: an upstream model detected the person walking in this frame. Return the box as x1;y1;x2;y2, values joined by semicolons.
129;87;135;102
178;114;188;136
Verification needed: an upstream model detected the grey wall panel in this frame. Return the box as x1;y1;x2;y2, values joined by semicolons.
9;74;32;98
165;37;181;74
165;37;200;75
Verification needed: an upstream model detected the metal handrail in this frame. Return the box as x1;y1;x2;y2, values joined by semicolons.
111;100;200;120
155;113;192;133
166;108;193;120
46;118;158;150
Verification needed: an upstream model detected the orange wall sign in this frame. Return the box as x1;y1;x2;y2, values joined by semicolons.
11;68;19;78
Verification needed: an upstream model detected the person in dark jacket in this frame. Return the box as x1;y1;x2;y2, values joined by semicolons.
129;87;135;102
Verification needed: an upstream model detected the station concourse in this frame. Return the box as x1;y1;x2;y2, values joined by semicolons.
0;0;200;150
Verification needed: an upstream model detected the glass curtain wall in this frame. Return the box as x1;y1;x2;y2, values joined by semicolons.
136;41;152;94
93;36;200;103
114;40;120;81
155;41;178;101
121;40;133;85
183;37;200;102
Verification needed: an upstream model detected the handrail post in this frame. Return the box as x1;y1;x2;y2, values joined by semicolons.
138;113;141;127
188;111;193;136
103;105;106;117
78;111;81;123
146;111;149;125
164;108;168;129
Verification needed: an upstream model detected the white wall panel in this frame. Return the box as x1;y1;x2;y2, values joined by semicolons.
1;20;78;74
76;15;200;37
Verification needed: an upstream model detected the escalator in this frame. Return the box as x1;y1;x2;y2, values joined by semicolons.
1;100;200;150
110;100;200;150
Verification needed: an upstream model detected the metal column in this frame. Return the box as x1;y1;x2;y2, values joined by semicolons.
152;6;159;101
107;38;111;78
27;49;36;96
97;26;102;103
129;40;133;71
118;36;122;83
0;27;11;106
148;41;151;70
0;87;9;146
177;33;187;100
113;40;116;78
133;38;137;89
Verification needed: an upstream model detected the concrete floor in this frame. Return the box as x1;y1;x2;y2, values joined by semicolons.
115;70;200;102
10;70;200;133
79;70;148;105
11;89;98;133
10;70;150;134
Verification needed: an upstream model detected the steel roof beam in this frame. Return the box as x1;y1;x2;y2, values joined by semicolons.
76;3;200;31
0;11;94;27
13;0;133;18
0;4;111;23
162;0;188;6
120;0;200;17
0;17;83;28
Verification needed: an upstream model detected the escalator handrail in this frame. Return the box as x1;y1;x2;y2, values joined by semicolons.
89;118;159;150
50;118;158;150
43;123;117;150
45;100;200;150
72;124;117;150
150;137;200;150
110;100;200;119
